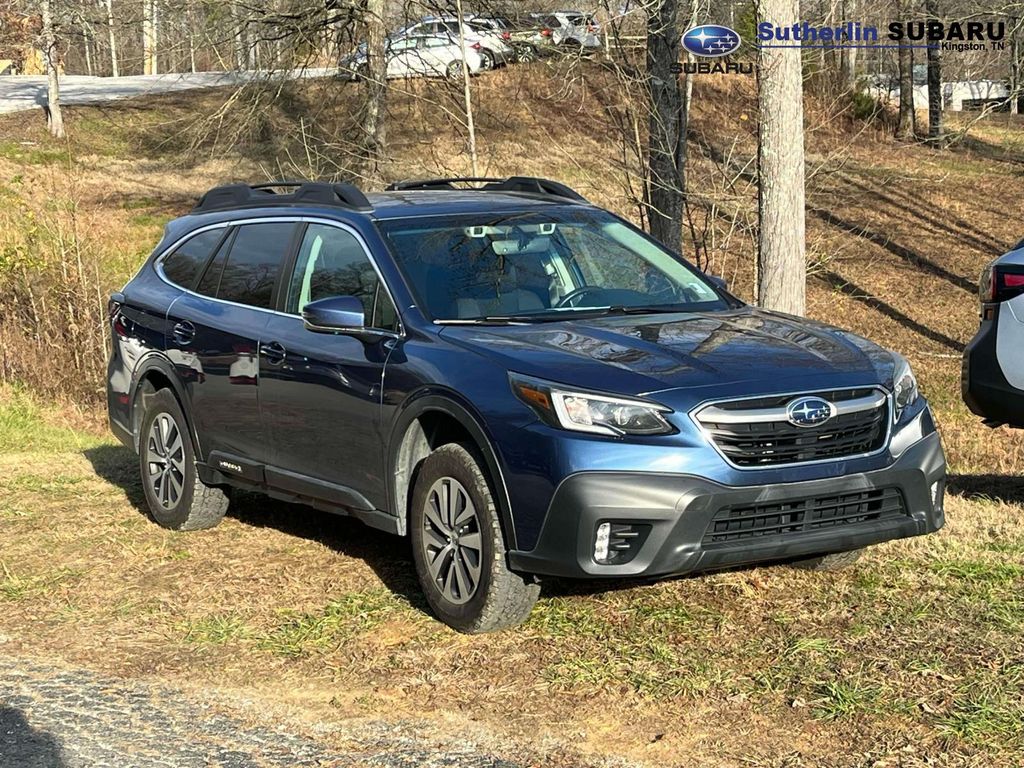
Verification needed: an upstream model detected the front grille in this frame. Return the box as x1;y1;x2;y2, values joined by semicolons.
695;388;889;467
703;488;906;546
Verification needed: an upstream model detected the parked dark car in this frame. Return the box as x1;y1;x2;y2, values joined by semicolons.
107;177;947;633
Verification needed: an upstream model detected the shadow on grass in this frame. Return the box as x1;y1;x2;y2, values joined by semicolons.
82;443;700;611
83;443;431;614
948;474;1024;506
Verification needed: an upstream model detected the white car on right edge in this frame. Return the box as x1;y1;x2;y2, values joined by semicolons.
962;243;1024;428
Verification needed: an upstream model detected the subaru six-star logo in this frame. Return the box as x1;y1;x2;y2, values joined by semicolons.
786;396;835;428
681;24;742;58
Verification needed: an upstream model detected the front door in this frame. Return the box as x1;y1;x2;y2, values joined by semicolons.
259;222;400;510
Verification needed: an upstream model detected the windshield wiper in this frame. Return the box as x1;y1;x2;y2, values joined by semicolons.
436;306;693;326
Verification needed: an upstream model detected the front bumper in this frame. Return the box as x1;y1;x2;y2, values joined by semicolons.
508;430;946;578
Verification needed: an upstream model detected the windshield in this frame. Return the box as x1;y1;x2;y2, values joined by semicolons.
378;209;732;321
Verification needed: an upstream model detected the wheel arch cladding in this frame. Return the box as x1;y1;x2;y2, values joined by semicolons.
131;355;202;458
390;396;517;549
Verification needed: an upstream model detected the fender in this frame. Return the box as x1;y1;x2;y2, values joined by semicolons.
129;351;204;458
387;388;518;550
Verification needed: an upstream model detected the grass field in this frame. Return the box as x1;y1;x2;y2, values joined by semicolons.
0;65;1022;766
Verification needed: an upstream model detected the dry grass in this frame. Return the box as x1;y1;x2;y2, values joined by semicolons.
0;64;1023;766
0;402;1020;767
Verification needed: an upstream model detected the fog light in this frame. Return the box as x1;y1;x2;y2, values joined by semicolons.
592;522;651;565
594;522;611;563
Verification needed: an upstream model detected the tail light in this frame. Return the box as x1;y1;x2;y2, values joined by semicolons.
540;28;552;36
501;31;511;40
980;263;1024;304
586;25;597;32
471;42;481;50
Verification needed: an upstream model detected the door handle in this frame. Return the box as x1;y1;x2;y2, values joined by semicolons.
261;341;287;365
172;320;195;345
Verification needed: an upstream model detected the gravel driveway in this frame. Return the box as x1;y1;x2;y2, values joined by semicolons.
0;653;521;768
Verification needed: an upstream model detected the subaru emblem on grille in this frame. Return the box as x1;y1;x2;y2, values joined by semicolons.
786;396;835;428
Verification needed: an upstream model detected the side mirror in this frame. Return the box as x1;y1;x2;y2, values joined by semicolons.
708;275;729;292
302;296;368;335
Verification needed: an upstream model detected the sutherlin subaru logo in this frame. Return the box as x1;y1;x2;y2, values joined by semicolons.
681;25;742;57
786;396;834;428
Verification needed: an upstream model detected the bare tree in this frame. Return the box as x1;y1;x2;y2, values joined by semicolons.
756;0;806;315
455;0;478;175
143;0;158;74
645;0;685;253
104;0;118;76
924;0;942;141
40;0;64;138
896;0;915;139
363;0;388;180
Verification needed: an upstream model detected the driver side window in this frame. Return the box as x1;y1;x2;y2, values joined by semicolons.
286;224;397;330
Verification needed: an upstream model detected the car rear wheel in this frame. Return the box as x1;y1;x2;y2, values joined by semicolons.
139;389;229;531
445;60;463;79
410;443;540;633
478;49;495;70
790;548;864;571
516;44;538;63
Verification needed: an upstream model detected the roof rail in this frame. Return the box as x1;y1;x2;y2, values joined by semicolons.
385;176;587;202
192;180;373;214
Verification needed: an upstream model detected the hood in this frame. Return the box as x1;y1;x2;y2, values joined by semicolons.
440;307;897;400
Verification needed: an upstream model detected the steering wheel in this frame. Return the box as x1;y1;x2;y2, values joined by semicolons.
555;285;606;308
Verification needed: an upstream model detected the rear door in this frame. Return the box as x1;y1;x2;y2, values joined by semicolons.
259;221;400;511
165;220;297;468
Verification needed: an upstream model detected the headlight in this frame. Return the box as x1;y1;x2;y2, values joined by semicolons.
510;373;673;436
891;353;919;421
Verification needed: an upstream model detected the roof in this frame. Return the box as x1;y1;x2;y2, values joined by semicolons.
366;190;588;220
186;177;591;222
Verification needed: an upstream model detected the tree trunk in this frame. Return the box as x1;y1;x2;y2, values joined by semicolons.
455;0;479;176
143;0;159;75
841;0;857;88
896;22;915;139
362;0;388;181
186;0;197;73
84;27;94;76
645;0;685;254
41;0;64;139
105;0;119;77
757;0;806;316
1011;23;1020;115
925;0;942;141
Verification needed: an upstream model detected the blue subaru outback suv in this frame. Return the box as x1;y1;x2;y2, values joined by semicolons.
107;177;947;632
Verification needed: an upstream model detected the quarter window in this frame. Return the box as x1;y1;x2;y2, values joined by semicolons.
161;229;224;289
215;223;295;309
287;224;397;330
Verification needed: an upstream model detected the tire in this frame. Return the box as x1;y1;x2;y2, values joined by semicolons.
478;49;495;70
410;443;540;633
790;548;865;572
139;388;229;532
445;60;463;79
516;44;538;63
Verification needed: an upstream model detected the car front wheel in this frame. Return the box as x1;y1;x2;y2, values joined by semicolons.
410;443;540;633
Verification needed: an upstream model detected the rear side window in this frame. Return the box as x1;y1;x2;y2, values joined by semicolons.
215;223;294;309
161;229;223;289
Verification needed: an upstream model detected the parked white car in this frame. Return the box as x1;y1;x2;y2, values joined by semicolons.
542;10;602;49
395;16;514;70
341;35;484;80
